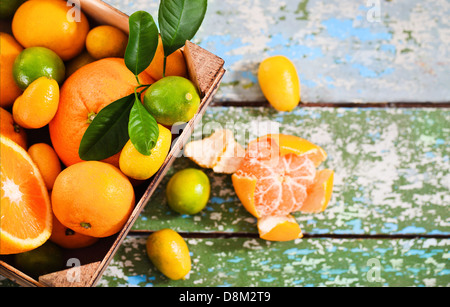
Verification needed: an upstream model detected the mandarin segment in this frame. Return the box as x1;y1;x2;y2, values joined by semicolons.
300;169;334;213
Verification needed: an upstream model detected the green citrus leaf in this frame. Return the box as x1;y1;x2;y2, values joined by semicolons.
125;11;159;75
158;0;207;57
128;98;159;156
79;94;135;161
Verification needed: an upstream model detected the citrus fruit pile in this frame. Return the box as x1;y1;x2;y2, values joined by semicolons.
0;0;199;280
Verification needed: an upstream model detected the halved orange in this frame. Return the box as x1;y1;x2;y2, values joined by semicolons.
257;215;303;241
300;169;334;213
0;135;52;254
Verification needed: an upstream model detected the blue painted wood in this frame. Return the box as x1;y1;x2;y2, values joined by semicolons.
103;0;450;103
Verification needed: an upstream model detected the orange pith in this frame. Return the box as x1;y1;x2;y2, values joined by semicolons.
233;137;316;218
232;134;334;241
0;135;52;254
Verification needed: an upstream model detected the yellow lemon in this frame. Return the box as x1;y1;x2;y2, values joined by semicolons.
258;55;300;112
119;124;172;180
146;229;191;280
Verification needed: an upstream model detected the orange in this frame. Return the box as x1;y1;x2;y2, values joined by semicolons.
0;107;27;149
13;76;59;129
50;215;99;249
258;56;300;112
144;36;187;81
48;58;154;167
257;215;303;242
51;161;135;238
232;134;334;241
0;32;23;108
232;137;316;218
27;143;62;190
301;169;334;213
65;50;95;79
86;25;128;60
12;0;89;61
0;135;52;255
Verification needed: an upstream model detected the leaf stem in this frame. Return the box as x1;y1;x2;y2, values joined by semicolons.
163;56;167;78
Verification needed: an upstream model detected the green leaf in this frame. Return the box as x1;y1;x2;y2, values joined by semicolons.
79;94;135;161
158;0;207;57
128;98;159;156
125;11;159;76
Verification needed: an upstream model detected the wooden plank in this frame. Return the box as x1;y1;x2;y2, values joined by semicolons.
132;107;450;235
94;235;450;287
103;0;450;103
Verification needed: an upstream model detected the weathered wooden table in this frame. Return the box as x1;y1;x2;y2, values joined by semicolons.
1;0;449;287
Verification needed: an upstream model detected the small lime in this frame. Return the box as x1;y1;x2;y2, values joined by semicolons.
13;46;65;90
146;228;191;280
143;76;200;126
13;241;64;279
166;168;210;215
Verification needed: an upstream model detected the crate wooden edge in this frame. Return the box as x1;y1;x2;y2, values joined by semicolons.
0;0;225;287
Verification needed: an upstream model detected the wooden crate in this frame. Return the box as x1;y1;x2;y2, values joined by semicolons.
0;0;225;287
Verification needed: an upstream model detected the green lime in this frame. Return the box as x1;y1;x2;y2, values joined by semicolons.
0;0;26;19
166;168;210;215
13;46;65;90
143;76;200;126
13;241;64;279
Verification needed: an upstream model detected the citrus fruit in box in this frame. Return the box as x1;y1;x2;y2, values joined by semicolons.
51;161;135;238
12;0;89;61
50;215;99;249
86;25;128;60
0;135;52;255
143;76;200;126
119;124;172;180
0;107;27;149
13;241;64;279
13;46;65;90
13;76;60;129
258;55;300;112
65;51;95;79
0;32;23;108
28;143;62;190
166;168;210;215
145;35;188;81
232;134;334;241
49;58;154;167
146;229;191;280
